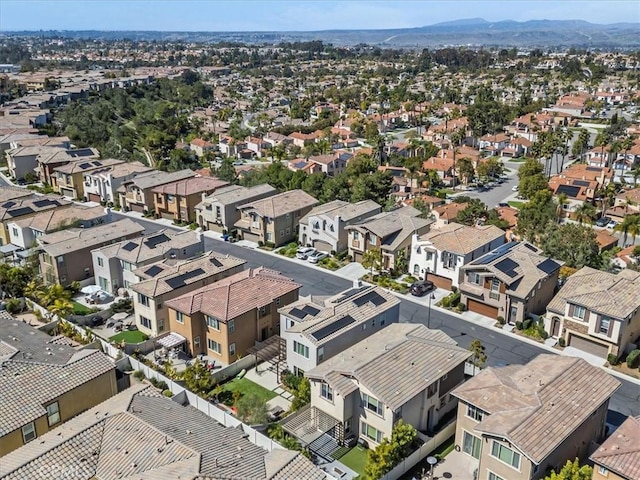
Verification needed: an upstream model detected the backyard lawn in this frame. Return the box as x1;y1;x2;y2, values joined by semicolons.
71;300;93;315
221;377;277;404
337;446;368;477
109;330;148;343
508;200;526;209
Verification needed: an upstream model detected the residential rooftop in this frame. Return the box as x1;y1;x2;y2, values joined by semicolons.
38;218;144;257
0;384;325;480
307;323;471;411
83;159;152;178
0;311;115;439
117;168;195;191
53;157;123;174
415;222;505;255
0;195;71;222
300;199;381;224
590;415;640;480
12;204;106;233
452;354;621;465
279;285;399;346
196;184;277;208
166;267;300;320
151;175;229;196
238;189;318;218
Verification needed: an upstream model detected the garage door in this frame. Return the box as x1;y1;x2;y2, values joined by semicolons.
242;232;261;243
428;274;453;291
313;240;333;253
467;299;499;319
569;334;608;358
160;211;174;221
88;193;102;203
207;221;224;233
130;203;145;213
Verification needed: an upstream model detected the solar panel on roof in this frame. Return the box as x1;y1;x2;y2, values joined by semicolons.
78;162;92;169
353;291;386;307
210;257;223;267
32;199;58;208
7;206;34;217
2;201;16;209
537;258;560;275
310;315;356;341
334;286;369;304
586;166;601;172
573;180;590;187
145;265;164;277
302;305;320;316
289;307;307;319
165;268;206;289
495;258;519;278
144;233;170;249
69;148;94;157
556;184;581;198
122;242;138;252
474;242;518;265
523;243;538;252
93;161;102;166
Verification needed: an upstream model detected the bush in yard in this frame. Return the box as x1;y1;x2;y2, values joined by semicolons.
457;303;466;312
626;349;640;369
607;353;619;366
523;318;533;330
5;298;22;314
236;392;269;425
537;324;549;340
440;296;451;308
162;389;173;397
515;321;524;330
558;337;566;347
133;370;145;380
496;316;505;325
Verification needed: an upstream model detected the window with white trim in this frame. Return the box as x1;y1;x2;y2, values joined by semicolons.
597;466;608;476
600;317;611;334
139;316;152;329
488;472;505;480
176;311;184;324
228;319;235;333
22;422;36;444
466;404;486;422
97;257;104;267
229;343;236;357
361;421;383;443
206;315;220;330
321;383;334;402
137;293;150;307
490;441;521;470
573;305;586;320
361;392;384;416
489;278;500;300
469;272;481;284
207;339;221;354
194;336;200;348
46;402;60;426
293;341;309;358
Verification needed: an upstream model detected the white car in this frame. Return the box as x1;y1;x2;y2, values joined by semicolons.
296;246;315;260
307;251;329;264
606;221;618;230
511;185;519;192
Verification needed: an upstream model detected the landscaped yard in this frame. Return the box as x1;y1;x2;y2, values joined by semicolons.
109;330;149;344
337;446;368;477
71;300;93;315
221;377;277;404
508;200;526;209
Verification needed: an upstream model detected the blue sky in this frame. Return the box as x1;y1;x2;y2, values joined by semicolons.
1;1;638;31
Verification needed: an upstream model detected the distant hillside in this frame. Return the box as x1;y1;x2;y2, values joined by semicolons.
4;18;640;49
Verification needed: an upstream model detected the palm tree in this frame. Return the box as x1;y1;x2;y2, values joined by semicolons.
626;215;640;245
49;298;73;321
594;131;610;167
555;192;568;223
631;166;640;186
40;284;71;308
24;279;45;302
615;214;640;246
574;202;597;225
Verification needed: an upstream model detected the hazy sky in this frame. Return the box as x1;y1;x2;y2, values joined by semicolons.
1;1;638;31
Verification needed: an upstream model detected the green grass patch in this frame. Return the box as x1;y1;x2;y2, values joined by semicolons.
71;300;93;315
337;446;368;475
221;377;277;405
508;201;526;209
109;330;149;344
431;435;455;460
508;157;527;163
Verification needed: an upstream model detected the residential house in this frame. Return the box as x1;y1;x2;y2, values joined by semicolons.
91;229;203;294
590;415;640;480
410;223;506;290
118;169;195;213
0;194;70;246
0;384;325;480
452;355;620;480
501;137;532;158
279;285;400;376
7;205;109;249
53;158;124;200
614;187;640;214
245;136;269;157
459;242;563;324
195;184;276;234
132;252;246;336
235;189;319;247
283;324;470;449
545;267;640;359
217;135;245;157
299;200;382;254
38;218;144;286
478;133;510;155
189;137;216;157
346;206;432;270
36;147;100;187
152;176;229;224
0;311;117;456
5;141;69;180
431;202;468;228
83;160;153;204
613;244;640;270
289;131;319;148
165;268;300;364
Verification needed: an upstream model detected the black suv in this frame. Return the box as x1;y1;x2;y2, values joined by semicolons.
409;280;435;297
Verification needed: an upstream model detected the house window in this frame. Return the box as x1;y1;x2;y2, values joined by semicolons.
427;382;438;398
361;393;384;416
573;305;586;320
344;417;352;434
229;343;236;357
266;232;273;242
121;261;134;271
466;404;486;422
22;422;36;444
207;339;221;354
57;256;64;264
275;297;281;306
321;383;334;402
46;402;60;426
206;316;220;330
285;227;290;235
368;235;376;246
371;317;376;327
167;195;175;203
361;421;383;443
469;272;481;285
380;312;386;326
426;252;434;261
488;472;506;480
463;431;481;459
293;341;309;358
137;293;150;307
489;278;500;300
353;231;360;241
329;224;334;232
600;317;611;334
97;257;104;267
318;347;324;362
442;251;456;269
158;319;164;332
194;336;200;348
139;316;152;329
176;311;184;324
228;319;235;333
597;466;609;476
491;441;521;470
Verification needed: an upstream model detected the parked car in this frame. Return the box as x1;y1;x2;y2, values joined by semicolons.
409;280;435;297
595;216;611;227
296;246;316;260
307;251;329;264
497;202;509;208
606;220;618;230
511;185;519;192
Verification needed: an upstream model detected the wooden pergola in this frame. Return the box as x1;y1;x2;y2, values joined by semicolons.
247;335;286;383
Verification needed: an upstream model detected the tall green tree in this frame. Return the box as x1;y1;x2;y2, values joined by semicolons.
362;248;384;276
541;224;600;269
543;458;592;480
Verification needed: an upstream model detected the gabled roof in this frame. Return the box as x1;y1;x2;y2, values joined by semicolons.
452;355;620;465
300;199;381;225
118;168;195;191
196;184;277;208
547;266;640;319
0;194;70;221
590;415;640;480
165;268;300;321
12;204;105;233
0;312;115;438
307;323;471;411
416;222;505;255
53;157;123;174
151;175;229;196
0;385;325;480
237;189;318;218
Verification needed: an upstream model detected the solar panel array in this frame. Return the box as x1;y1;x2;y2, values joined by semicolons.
289;304;321;320
122;242;138;252
210;257;223;268
474;242;518;265
353;290;386;307
573;180;591;187
494;258;519;278
333;286;369;304
537;258;560;275
556;184;581;198
310;315;356;341
32;199;59;208
165;268;206;289
7;207;34;217
2;201;16;209
144;233;170;249
145;265;164;277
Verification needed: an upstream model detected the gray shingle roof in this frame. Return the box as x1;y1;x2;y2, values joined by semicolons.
452;355;621;464
300;199;381;225
590;415;640;480
196;184;277;208
237;189;318;218
416;222;505;255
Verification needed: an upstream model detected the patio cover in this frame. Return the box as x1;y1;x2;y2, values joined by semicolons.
157;332;187;348
0;244;20;255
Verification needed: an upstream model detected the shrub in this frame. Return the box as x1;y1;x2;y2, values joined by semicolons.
537;325;549;340
558;337;566;347
515;321;524;330
607;353;619;366
149;377;169;391
496;316;505;325
258;241;264;247
440;296;451;308
265;241;275;249
5;298;22;314
133;370;145;380
523;318;533;330
162;389;174;397
626;349;640;369
457;303;466;312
